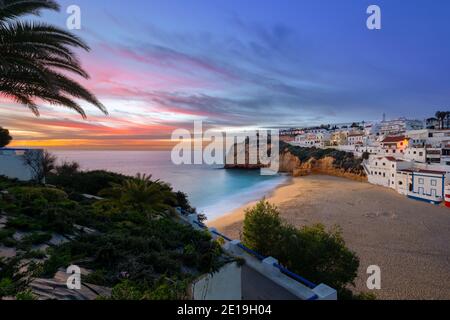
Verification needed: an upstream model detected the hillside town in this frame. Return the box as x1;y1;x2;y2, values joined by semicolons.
281;112;450;205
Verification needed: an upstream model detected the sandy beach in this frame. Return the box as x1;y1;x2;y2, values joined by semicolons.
208;175;450;300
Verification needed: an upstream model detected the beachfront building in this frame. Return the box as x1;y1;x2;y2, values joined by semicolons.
0;148;43;182
396;169;447;204
365;156;413;189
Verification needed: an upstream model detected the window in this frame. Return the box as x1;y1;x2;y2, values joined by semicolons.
431;180;437;186
418;178;424;184
419;152;423;156
399;181;403;186
392;174;395;178
383;173;386;177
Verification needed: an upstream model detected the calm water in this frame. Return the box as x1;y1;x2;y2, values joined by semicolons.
52;150;288;219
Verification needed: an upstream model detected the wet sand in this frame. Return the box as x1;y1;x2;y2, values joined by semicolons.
208;175;450;300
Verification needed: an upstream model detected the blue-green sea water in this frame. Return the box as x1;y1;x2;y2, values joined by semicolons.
52;150;288;219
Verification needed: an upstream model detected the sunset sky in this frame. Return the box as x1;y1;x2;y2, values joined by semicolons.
2;0;450;149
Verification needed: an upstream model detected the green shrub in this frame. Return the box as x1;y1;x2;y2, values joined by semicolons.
23;232;52;245
16;289;36;300
7;216;41;231
8;187;68;204
243;201;282;254
0;229;15;241
0;278;15;297
243;200;359;294
110;280;142;300
1;237;17;247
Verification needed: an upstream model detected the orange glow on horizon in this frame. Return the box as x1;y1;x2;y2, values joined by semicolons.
9;139;177;151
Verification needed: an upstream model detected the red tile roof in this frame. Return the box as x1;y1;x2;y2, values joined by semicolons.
399;169;446;175
385;156;401;162
382;136;407;143
378;156;404;162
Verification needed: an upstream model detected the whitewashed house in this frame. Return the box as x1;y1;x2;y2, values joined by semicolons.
347;132;366;146
294;132;331;148
379;135;409;157
380;118;424;136
396;168;447;204
365;156;413;189
404;147;427;163
0;148;44;181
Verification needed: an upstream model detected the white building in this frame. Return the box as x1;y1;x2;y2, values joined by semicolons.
293;132;331;148
397;168;447;204
403;147;427;163
0;148;43;181
379;135;409;157
365;156;413;189
347;132;366;146
380;118;424;136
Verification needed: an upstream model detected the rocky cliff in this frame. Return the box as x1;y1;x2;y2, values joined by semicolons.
226;141;367;182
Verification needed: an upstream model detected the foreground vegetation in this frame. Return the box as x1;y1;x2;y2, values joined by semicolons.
242;200;374;299
0;166;222;300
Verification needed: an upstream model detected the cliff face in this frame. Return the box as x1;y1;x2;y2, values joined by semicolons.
226;143;367;182
277;152;366;181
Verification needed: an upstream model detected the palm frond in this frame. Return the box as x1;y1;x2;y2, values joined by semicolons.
0;0;59;21
0;7;107;117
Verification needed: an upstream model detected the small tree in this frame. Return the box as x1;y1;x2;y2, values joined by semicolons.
243;200;282;255
0;127;12;147
22;150;56;182
243;200;359;294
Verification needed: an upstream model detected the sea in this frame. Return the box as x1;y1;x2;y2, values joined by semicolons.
51;150;288;220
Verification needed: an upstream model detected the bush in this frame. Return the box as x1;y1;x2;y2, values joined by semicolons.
0;278;15;297
243;201;282;254
8;187;68;204
16;289;36;300
22;232;52;245
243;200;359;294
47;170;131;196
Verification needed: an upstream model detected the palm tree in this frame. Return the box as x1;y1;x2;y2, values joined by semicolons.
0;0;107;118
100;174;176;219
444;111;450;129
435;111;447;130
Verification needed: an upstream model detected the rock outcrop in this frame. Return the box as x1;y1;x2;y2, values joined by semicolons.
226;141;367;182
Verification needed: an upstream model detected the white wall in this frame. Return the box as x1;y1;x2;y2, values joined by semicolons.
0;149;42;181
192;262;242;300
